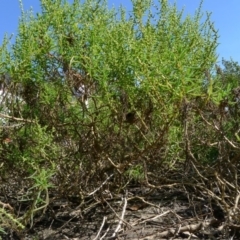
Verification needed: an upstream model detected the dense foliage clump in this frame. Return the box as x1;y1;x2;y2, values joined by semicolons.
1;0;240;236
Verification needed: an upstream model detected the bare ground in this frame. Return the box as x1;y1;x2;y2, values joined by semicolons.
1;184;237;240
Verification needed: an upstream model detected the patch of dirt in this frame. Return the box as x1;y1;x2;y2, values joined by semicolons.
1;186;236;240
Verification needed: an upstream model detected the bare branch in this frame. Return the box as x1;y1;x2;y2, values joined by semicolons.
93;216;107;240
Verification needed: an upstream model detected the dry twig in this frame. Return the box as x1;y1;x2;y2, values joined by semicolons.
111;192;128;238
88;174;113;196
93;216;107;240
139;218;218;239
